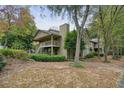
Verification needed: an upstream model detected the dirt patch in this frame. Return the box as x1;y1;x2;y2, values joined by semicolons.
0;57;124;88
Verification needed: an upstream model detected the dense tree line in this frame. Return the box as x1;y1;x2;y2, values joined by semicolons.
64;30;85;59
89;5;124;62
47;5;124;63
47;5;97;63
0;6;36;50
0;5;124;63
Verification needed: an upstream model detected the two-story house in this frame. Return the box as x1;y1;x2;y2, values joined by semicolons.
33;23;104;58
33;23;69;58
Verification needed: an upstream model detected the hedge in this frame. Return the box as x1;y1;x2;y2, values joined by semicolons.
85;52;97;58
85;52;104;58
0;48;28;59
0;55;6;71
28;54;65;62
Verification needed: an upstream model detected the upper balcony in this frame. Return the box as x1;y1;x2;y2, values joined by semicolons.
40;40;60;47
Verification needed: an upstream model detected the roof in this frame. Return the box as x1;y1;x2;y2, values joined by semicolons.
48;29;60;35
90;38;98;43
33;29;61;41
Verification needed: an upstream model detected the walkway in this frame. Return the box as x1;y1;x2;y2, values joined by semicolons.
117;73;124;88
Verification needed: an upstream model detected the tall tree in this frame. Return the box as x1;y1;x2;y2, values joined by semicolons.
47;5;91;63
16;7;36;35
64;30;85;59
0;5;20;47
91;5;124;62
88;18;102;58
110;8;124;59
13;7;36;50
0;6;36;50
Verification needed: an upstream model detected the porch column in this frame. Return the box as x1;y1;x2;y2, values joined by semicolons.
51;35;53;55
36;42;41;53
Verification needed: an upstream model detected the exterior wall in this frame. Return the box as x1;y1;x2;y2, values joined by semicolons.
34;24;105;58
82;38;104;58
59;23;69;58
83;43;90;57
34;31;48;41
36;37;61;54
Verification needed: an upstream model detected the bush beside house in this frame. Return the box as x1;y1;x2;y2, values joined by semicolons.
0;49;28;59
85;52;97;58
28;54;65;62
84;52;104;58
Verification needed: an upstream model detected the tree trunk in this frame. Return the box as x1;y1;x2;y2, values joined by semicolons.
97;32;100;58
104;45;108;62
73;5;89;63
103;33;108;62
120;47;122;58
74;30;81;63
117;47;120;58
112;46;116;59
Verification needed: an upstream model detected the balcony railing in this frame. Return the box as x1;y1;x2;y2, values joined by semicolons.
40;40;60;47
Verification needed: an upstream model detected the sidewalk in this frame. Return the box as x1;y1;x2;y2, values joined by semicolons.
117;73;124;88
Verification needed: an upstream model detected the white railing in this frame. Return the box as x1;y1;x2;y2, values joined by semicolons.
41;40;60;47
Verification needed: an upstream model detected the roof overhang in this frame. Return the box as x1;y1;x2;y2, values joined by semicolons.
33;30;61;42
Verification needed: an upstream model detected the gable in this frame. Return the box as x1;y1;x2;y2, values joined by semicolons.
34;30;49;41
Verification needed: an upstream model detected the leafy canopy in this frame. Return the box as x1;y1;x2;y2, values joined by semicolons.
64;30;85;50
0;6;36;50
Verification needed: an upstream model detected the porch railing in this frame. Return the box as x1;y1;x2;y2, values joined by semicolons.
40;40;60;47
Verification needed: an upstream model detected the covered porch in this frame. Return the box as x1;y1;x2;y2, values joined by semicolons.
34;32;61;55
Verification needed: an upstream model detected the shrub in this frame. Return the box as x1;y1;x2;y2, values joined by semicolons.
0;48;28;59
0;55;6;71
28;54;65;62
100;53;104;57
85;52;97;58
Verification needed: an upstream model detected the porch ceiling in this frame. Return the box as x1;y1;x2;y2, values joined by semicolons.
34;34;61;42
40;45;60;48
34;30;61;42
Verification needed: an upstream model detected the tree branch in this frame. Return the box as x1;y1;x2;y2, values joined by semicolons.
80;5;90;35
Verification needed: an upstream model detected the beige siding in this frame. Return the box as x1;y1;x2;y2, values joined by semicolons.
59;23;69;58
34;31;49;40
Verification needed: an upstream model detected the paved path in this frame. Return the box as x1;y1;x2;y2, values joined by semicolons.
117;73;124;88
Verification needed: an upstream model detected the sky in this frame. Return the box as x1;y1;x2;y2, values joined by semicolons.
29;6;75;31
29;6;93;31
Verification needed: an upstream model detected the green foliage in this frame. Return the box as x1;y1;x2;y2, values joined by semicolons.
7;32;34;50
0;48;28;59
28;54;65;62
64;30;85;50
0;55;6;71
88;18;101;39
85;52;97;58
88;6;124;62
0;7;36;50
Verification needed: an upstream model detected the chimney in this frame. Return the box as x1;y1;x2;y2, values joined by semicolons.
59;23;69;58
59;23;69;34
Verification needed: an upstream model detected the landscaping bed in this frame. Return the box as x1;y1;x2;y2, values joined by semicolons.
0;57;124;88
